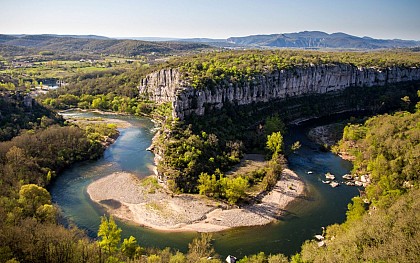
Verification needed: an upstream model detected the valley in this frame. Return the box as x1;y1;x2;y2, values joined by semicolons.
0;31;419;262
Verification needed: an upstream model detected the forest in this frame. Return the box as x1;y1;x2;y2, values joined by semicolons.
333;94;419;207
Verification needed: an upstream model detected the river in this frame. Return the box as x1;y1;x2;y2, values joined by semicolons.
50;111;359;258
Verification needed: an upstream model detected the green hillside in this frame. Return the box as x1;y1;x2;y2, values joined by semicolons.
0;34;211;58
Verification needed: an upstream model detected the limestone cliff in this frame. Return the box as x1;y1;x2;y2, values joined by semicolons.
139;64;420;119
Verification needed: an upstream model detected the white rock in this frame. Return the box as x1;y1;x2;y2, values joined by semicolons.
138;65;420;120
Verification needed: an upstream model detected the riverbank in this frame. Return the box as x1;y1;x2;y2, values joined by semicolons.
65;116;132;129
87;168;305;232
60;109;133;129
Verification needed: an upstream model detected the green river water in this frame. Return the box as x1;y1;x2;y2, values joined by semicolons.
50;111;359;258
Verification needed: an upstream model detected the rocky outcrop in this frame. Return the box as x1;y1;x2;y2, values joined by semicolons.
139;64;420;119
139;68;187;103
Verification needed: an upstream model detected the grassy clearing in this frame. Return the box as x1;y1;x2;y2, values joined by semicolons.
227;154;266;175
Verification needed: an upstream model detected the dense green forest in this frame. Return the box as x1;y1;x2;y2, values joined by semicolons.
153;107;287;199
0;94;107;262
333;103;419;207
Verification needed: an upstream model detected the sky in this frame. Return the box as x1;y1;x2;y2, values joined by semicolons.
1;0;420;40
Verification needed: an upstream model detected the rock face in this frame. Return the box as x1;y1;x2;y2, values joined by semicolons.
139;64;420;119
139;68;186;103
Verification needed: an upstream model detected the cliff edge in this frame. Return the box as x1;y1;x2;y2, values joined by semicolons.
139;64;420;119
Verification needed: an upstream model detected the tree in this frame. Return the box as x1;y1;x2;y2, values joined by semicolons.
262;156;284;191
238;252;267;263
46;170;52;182
36;204;57;223
187;233;215;262
91;97;102;109
97;215;122;254
4;146;36;184
290;253;304;263
58;94;80;107
169;251;187;263
345;197;366;225
18;184;51;217
268;254;289;263
266;132;283;156
121;236;138;259
221;176;249;205
265;114;285;136
401;95;411;110
197;172;218;197
147;254;161;263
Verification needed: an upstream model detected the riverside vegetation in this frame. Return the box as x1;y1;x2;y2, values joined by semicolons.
297;92;420;262
0;44;419;262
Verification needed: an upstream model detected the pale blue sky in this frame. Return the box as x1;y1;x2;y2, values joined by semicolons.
1;0;419;40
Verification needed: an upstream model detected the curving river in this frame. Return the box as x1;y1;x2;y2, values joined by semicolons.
50;111;359;258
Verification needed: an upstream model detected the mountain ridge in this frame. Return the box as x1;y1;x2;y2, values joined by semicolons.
116;31;420;49
0;34;211;57
226;31;420;49
1;31;420;54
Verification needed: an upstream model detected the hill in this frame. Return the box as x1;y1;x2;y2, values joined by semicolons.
227;31;420;49
0;91;63;141
0;34;211;57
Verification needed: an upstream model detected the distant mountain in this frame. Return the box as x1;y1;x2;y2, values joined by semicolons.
227;31;420;49
0;34;211;57
147;31;420;50
178;38;243;48
116;37;180;42
6;34;110;40
2;32;419;57
116;37;241;48
179;38;226;43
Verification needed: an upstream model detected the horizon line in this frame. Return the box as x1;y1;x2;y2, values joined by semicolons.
2;31;420;42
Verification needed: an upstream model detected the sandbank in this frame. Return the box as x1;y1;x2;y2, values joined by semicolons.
87;168;305;232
